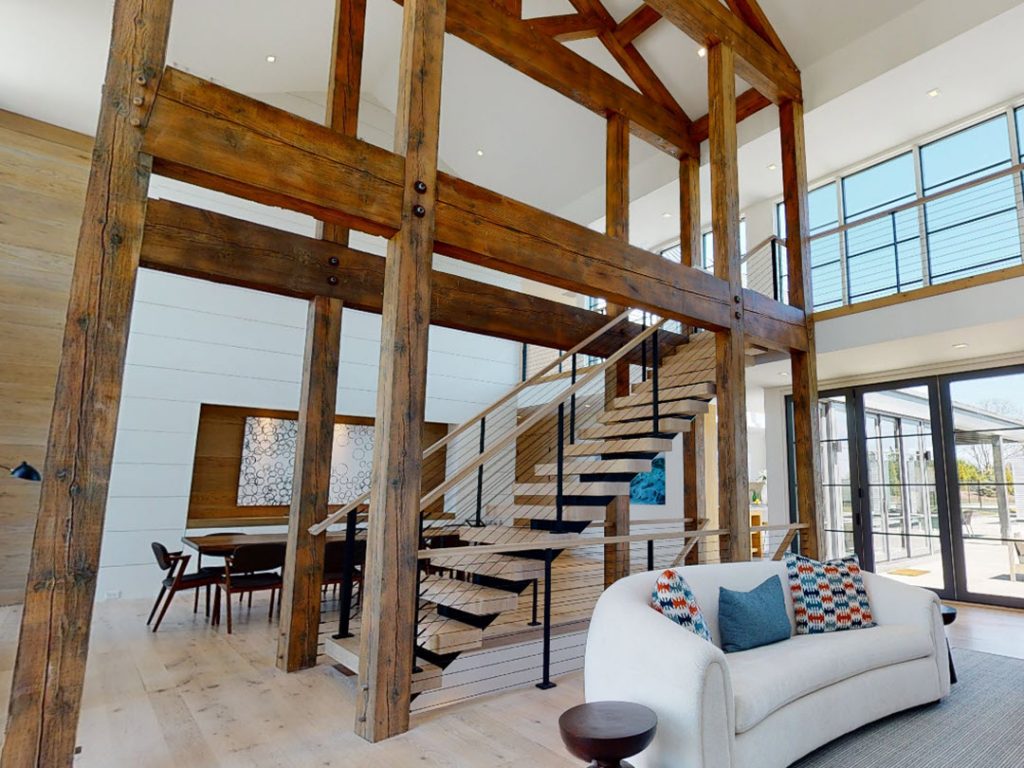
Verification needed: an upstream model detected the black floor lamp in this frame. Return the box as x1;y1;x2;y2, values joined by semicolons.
2;461;42;482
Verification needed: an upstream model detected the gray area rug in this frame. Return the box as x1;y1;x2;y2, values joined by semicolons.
793;649;1024;768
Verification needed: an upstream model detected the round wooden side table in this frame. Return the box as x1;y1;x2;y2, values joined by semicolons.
558;701;657;768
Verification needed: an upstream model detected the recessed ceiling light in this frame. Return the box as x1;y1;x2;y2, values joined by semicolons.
778;371;789;377
476;149;485;157
265;54;277;63
953;342;969;349
767;163;778;171
662;212;672;219
927;88;940;98
697;46;708;58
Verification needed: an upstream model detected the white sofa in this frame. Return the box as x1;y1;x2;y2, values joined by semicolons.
584;560;950;768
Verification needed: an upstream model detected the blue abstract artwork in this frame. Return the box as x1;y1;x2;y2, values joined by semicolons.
630;455;666;505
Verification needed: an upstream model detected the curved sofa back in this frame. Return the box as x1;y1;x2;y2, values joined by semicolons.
609;561;796;648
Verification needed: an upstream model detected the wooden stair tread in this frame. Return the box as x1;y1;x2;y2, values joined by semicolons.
513;480;632;497
323;635;443;693
563;437;674;456
600;399;708;424
459;525;578;546
487;503;607;523
612;382;715;410
580;418;690;440
533;458;651;477
632;368;716;394
416;616;484;653
420;574;518;615
428;551;546;581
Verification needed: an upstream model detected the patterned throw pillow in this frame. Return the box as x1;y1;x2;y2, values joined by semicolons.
651;569;712;642
785;553;875;634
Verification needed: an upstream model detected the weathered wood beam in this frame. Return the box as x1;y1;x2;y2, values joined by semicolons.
0;1;174;765
780;99;823;560
708;44;750;563
614;4;662;45
569;0;687;119
143;69;742;335
277;295;341;672
277;0;364;675
679;154;701;272
724;0;797;70
139;200;683;360
400;0;696;157
528;12;602;41
604;112;631;587
644;0;801;104
356;0;446;741
682;413;706;564
690;87;772;144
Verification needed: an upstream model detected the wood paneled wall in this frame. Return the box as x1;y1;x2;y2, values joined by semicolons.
0;111;90;605
188;404;449;527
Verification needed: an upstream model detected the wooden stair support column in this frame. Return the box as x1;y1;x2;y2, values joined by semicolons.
356;0;446;743
0;1;174;765
780;99;823;560
277;0;364;675
708;43;751;563
604;111;631;587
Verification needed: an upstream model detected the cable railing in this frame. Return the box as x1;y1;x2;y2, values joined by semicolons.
766;160;1024;311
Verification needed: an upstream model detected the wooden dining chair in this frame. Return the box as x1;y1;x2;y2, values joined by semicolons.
190;532;248;616
322;539;366;606
147;542;223;633
212;543;286;634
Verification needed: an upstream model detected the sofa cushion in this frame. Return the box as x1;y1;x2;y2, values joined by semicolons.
651;569;712;642
718;576;791;653
727;623;933;733
785;553;875;634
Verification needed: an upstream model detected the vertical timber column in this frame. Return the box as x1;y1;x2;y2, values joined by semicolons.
708;44;751;563
277;297;342;672
604;112;631;586
356;0;446;742
679;154;706;564
780;99;823;559
276;0;365;674
0;1;174;765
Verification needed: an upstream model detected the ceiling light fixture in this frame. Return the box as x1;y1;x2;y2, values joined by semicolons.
778;371;789;377
953;342;969;349
697;46;708;58
927;88;940;98
476;149;484;157
767;163;778;171
265;54;277;63
662;212;672;219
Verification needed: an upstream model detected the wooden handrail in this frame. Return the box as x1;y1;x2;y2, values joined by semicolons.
417;319;668;511
309;310;633;535
807;160;1024;243
417;522;808;559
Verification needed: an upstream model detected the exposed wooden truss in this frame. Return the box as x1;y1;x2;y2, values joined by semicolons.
3;0;822;760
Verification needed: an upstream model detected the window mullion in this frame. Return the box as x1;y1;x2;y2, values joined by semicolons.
1005;107;1024;266
912;145;931;287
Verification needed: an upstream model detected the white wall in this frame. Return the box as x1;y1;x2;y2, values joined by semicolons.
97;180;523;600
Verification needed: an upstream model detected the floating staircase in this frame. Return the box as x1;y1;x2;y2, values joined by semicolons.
324;328;718;691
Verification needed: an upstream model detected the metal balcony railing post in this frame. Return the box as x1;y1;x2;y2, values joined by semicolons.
891;211;902;293
570;354;577;445
647;539;655;571
535;548;556;690
472;416;486;527
651;329;660;434
556;403;565;525
770;239;780;302
333;507;359;639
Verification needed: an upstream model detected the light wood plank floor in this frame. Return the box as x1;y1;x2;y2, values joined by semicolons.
0;596;1020;766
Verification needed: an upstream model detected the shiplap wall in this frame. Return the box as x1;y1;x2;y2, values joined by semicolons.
93;179;524;599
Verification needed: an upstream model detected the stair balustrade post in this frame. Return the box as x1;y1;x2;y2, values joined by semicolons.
471;416;486;527
651;329;660;434
529;578;541;626
641;317;648;382
412;559;422;674
556;402;565;526
334;507;360;639
569;354;577;445
535;548;556;690
771;239;780;302
647;539;655;571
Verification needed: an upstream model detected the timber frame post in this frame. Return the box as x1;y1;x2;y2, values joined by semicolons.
707;42;751;563
276;0;365;675
356;0;447;742
780;99;824;559
0;0;174;765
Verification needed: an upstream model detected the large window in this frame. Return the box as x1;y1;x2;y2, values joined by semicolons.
921;116;1020;282
843;153;921;301
776;183;842;308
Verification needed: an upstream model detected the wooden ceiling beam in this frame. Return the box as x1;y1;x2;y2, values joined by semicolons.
528;13;602;42
139;199;685;359
144;69;742;333
724;0;797;70
614;4;662;45
689;86;772;143
643;0;801;103
394;0;696;157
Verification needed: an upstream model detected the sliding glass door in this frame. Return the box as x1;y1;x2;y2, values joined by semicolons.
789;365;1024;608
